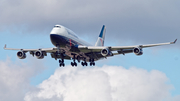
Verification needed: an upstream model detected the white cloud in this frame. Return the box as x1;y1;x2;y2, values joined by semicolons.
0;57;45;101
0;57;180;101
24;65;180;101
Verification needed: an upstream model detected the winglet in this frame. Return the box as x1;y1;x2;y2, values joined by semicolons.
4;44;6;49
171;39;177;44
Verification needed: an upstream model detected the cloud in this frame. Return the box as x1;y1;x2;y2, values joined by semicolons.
24;65;180;101
0;0;179;46
0;57;45;101
0;57;180;101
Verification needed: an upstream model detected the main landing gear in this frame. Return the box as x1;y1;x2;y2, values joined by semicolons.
71;55;77;67
89;59;95;66
81;58;88;66
81;62;88;66
59;59;65;67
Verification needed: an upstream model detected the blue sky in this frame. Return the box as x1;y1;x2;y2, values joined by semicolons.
1;30;179;96
0;0;180;101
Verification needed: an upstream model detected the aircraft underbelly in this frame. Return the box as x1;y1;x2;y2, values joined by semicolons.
50;34;67;47
50;34;102;62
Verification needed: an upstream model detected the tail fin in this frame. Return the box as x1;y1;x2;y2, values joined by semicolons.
95;25;106;46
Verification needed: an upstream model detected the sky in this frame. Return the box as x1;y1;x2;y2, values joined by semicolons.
0;0;180;101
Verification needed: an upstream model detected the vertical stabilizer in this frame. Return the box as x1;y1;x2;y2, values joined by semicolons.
95;25;106;46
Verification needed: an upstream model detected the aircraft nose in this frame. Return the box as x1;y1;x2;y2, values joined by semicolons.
50;34;66;47
50;28;60;35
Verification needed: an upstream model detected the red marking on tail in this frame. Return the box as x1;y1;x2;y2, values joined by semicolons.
100;39;103;46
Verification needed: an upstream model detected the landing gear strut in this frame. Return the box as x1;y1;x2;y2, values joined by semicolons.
56;44;65;67
71;55;77;67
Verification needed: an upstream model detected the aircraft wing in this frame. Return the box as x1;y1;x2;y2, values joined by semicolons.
4;39;177;61
4;44;57;52
3;45;71;60
111;39;177;50
78;39;177;56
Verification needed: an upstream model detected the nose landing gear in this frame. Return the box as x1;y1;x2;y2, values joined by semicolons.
56;44;65;67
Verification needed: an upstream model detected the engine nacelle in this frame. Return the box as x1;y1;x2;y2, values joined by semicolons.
17;51;26;59
133;47;143;55
35;50;44;59
101;48;111;57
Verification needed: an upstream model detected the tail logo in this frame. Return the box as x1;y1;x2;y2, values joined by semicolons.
100;38;103;46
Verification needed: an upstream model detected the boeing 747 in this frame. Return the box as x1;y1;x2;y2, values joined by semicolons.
4;25;177;67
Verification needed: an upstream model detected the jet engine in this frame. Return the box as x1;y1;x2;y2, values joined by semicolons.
101;48;111;57
17;51;26;59
35;50;44;59
133;47;143;55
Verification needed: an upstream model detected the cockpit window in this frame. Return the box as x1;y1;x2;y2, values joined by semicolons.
54;26;61;28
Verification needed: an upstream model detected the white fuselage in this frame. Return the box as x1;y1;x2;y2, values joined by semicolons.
50;25;91;48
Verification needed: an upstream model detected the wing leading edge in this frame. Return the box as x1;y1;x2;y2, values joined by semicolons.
4;39;177;59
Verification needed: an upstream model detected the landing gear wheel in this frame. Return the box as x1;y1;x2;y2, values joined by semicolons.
90;63;92;66
71;62;74;67
93;62;95;66
81;62;84;66
74;62;77;66
89;58;95;66
71;62;77;67
59;63;65;67
81;62;87;66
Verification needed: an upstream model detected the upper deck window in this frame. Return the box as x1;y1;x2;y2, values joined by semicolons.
66;28;79;39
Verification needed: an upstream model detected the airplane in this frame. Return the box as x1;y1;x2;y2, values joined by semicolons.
4;25;177;67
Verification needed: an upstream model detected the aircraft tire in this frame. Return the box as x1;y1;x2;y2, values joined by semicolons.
81;62;84;66
71;62;74;67
90;63;92;66
75;62;77;66
93;62;95;66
